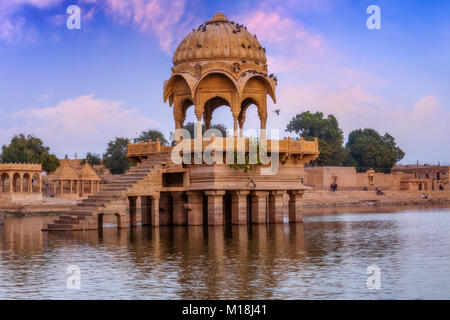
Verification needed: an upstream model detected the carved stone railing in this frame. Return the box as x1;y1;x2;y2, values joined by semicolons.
0;163;42;171
127;139;173;157
127;137;319;158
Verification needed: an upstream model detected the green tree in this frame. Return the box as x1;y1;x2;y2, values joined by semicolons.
103;138;130;174
134;129;168;145
345;128;405;173
183;122;228;139
286;111;345;166
1;134;60;172
81;152;101;166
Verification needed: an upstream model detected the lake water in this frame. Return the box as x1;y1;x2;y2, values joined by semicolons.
0;208;449;299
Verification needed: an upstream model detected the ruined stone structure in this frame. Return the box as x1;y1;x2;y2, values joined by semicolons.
0;163;42;204
46;160;100;200
43;13;319;231
304;165;449;191
393;165;449;191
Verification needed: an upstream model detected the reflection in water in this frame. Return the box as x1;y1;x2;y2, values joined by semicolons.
0;209;449;299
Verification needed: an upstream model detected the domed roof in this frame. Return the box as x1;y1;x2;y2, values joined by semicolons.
79;164;100;181
53;160;79;180
173;13;267;66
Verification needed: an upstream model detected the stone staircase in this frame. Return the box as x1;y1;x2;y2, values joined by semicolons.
43;152;172;231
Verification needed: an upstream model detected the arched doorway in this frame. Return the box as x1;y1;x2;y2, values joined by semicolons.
32;173;41;193
1;173;10;192
13;173;21;192
22;173;31;192
203;96;232;137
239;98;260;137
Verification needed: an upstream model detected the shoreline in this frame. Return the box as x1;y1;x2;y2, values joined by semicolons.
1;190;449;217
302;190;450;210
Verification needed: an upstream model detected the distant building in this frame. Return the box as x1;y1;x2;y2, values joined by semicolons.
0;163;43;204
304;165;449;191
392;165;449;191
43;160;101;199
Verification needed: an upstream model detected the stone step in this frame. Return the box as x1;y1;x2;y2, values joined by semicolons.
87;194;120;199
54;219;82;225
68;211;94;216
59;215;85;220
45;223;74;230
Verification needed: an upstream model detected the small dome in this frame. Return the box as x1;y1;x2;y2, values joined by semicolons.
79;164;100;181
173;13;267;66
53;160;79;180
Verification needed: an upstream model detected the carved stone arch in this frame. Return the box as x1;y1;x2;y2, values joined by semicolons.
239;97;260;134
163;73;196;105
174;96;194;129
195;91;234;119
1;172;10;192
192;70;239;100
12;172;20;192
238;74;276;103
203;96;232;130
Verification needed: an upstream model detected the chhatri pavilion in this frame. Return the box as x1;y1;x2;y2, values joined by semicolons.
0;163;42;204
43;13;319;231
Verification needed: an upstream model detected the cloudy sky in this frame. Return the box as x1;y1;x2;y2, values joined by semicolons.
0;0;449;164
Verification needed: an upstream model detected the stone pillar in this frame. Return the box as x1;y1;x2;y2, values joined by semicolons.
195;114;203;141
172;191;187;226
81;181;84;196
90;181;93;194
151;195;160;227
97;181;100;192
231;190;249;224
9;172;13;193
28;177;32;193
233;115;239;137
287;190;305;223
116;214;127;229
60;180;63;194
53;181;57;195
268;190;285;223
186;191;203;226
19;175;23;193
129;196;137;227
141;196;151;226
251;191;269;224
70;180;73;194
39;175;42;193
205;190;225;225
159;193;172;225
260;116;267;139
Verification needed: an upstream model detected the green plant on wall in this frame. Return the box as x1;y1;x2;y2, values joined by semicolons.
229;138;263;188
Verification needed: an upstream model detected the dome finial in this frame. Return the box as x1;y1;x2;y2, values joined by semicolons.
206;12;228;24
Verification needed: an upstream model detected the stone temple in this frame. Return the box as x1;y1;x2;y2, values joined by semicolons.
43;13;319;231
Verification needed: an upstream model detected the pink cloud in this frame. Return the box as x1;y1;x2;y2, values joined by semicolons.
102;0;189;52
5;95;159;155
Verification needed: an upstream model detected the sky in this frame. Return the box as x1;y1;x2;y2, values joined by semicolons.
0;0;449;164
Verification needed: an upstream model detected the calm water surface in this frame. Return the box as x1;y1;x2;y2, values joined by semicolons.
0;208;449;299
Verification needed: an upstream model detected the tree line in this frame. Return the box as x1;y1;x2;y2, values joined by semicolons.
0;114;404;175
286;111;405;173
